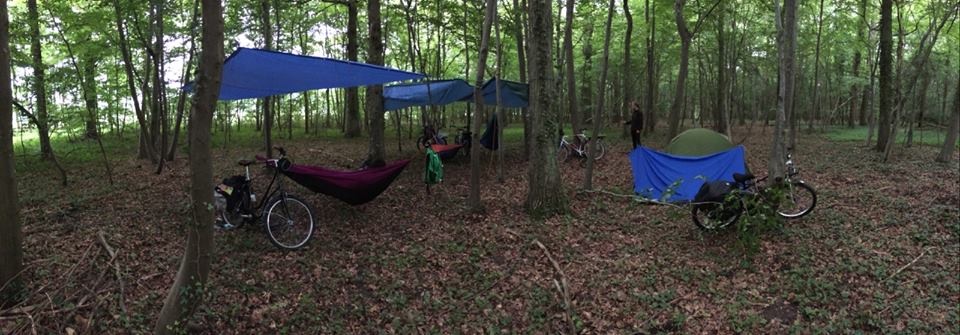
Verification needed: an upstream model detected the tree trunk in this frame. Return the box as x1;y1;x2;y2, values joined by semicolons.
152;0;169;174
936;79;959;162
525;0;566;217
578;22;593;131
808;0;824;133
513;0;529;160
769;0;796;181
468;0;496;212
260;0;274;157
876;0;893;152
154;0;222;332
113;0;155;162
848;51;861;128
168;0;200;161
714;2;727;135
668;1;691;140
562;0;578;138
907;70;931;147
344;0;361;137
583;0;615;191
0;0;23;307
83;58;99;139
622;0;633;138
27;0;67;185
27;0;52;159
364;0;386;167
645;0;656;134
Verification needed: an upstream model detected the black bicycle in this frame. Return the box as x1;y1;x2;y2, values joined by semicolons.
454;125;472;156
691;153;817;230
214;146;316;250
416;124;447;151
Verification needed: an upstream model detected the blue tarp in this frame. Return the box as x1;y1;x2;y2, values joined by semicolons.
185;48;425;100
629;146;748;202
472;78;529;108
383;79;474;111
383;78;529;110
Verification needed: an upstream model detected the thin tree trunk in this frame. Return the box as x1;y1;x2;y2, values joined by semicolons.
769;0;796;181
113;0;155;162
513;0;529;160
344;0;361;137
645;0;656;134
936;79;959;162
260;0;274;157
876;0;893;152
469;0;496;212
622;0;633;138
562;0;578;138
154;0;222;331
168;0;199;161
27;0;67;185
364;0;386;167
583;0;614;191
809;0;824;133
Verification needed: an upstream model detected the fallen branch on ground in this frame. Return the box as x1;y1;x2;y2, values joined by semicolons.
884;247;935;283
533;239;576;335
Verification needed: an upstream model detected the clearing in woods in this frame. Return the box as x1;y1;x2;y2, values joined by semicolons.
4;126;959;333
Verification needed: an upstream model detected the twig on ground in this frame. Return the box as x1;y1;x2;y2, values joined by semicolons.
884;247;935;283
97;231;127;316
533;239;576;335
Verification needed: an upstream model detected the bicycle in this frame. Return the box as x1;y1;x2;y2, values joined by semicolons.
691;153;817;230
416;124;447;151
454;125;472;156
214;146;316;250
557;128;606;163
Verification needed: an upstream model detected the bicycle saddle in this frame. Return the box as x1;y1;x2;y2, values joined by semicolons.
237;159;256;166
733;173;755;183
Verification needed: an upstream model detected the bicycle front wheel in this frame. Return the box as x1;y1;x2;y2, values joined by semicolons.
263;194;316;250
556;145;570;162
777;182;817;219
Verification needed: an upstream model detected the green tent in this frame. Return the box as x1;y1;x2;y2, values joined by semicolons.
664;128;734;156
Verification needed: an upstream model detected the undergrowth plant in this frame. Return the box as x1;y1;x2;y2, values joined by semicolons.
734;183;787;256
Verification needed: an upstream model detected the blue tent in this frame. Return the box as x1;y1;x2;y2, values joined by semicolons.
471;78;529;108
185;48;425;100
629;146;748;202
383;79;474;111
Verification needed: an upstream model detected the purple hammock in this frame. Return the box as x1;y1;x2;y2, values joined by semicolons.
271;158;411;206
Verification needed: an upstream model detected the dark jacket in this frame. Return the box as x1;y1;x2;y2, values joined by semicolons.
630;110;644;133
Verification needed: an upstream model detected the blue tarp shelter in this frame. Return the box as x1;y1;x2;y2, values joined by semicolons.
473;78;529;108
383;79;475;111
629;146;748;202
383;78;529;110
185;48;425;100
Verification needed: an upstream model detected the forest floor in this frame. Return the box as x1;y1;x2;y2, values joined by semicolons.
2;124;958;334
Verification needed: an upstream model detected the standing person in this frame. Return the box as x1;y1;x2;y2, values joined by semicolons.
626;101;644;148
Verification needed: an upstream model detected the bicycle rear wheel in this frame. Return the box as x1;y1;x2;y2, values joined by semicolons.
263;194;315;250
691;198;743;230
591;140;606;160
776;182;816;219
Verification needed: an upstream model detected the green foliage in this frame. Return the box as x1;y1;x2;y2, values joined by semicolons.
734;183;786;257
